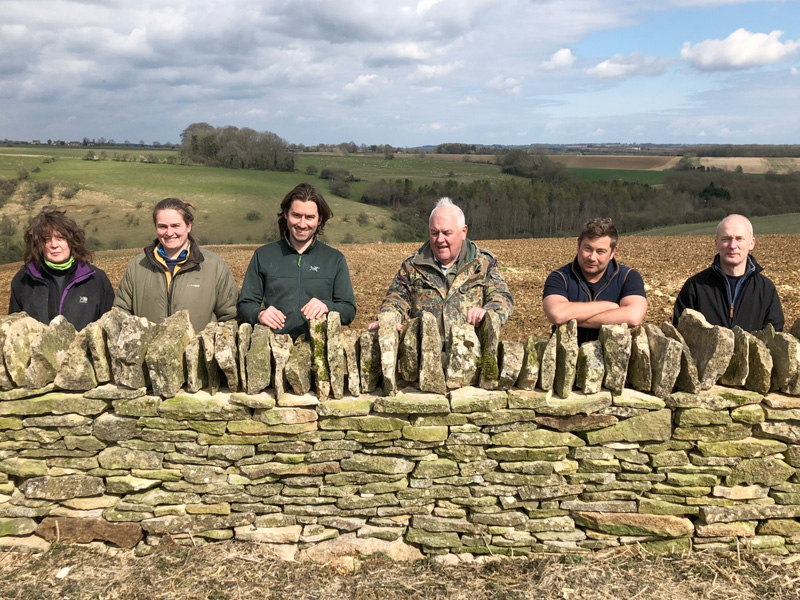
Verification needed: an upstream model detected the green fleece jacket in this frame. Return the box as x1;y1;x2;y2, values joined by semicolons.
237;238;356;339
113;239;238;332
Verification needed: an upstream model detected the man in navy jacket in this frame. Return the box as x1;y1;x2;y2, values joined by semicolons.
673;214;783;332
543;218;648;345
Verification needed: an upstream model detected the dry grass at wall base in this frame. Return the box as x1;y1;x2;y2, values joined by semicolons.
2;541;800;600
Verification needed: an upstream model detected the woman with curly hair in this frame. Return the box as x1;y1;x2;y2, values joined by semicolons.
9;208;114;330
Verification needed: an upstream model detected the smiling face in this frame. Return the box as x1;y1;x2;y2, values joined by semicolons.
285;199;319;252
43;230;71;264
715;215;754;276
429;207;467;267
155;208;192;259
576;235;616;283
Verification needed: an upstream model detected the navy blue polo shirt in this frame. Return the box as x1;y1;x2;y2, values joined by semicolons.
543;258;646;344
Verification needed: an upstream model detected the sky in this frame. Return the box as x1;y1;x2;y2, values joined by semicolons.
1;0;799;147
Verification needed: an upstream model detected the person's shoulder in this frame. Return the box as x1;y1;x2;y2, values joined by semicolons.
546;262;572;277
10;264;32;284
314;240;347;259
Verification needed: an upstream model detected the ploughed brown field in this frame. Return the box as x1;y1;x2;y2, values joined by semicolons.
1;235;797;335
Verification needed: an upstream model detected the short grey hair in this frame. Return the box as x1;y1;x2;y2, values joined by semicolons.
429;197;466;228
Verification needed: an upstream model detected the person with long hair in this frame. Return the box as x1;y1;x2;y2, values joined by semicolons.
238;183;356;339
114;198;238;332
9;208;114;330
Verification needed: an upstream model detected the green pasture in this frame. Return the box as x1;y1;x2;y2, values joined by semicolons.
568;168;669;185
0;149;397;249
630;212;800;236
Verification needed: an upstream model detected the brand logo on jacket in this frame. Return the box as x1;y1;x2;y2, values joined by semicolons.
79;296;88;304
309;265;320;272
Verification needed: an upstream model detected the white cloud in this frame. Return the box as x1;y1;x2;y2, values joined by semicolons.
681;29;800;71
485;75;522;95
791;66;799;76
586;51;671;79
342;74;380;104
541;48;576;71
407;62;462;83
457;96;478;105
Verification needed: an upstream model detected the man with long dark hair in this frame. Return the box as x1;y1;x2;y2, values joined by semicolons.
237;183;356;339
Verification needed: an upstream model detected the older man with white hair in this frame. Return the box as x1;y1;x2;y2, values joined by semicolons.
370;197;513;342
673;213;784;331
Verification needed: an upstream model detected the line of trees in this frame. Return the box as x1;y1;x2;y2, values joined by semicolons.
360;167;800;241
180;123;295;171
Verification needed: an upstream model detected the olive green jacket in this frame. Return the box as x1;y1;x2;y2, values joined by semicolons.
113;239;238;332
378;239;513;342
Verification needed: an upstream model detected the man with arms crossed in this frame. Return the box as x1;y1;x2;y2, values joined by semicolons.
673;213;783;332
370;197;513;344
543;217;648;344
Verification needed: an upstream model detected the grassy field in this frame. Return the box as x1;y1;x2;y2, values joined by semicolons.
630;212;800;236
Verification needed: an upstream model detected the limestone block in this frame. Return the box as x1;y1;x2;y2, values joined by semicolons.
377;311;400;396
358;330;381;394
36;516;142;548
645;324;681;398
554;320;579;398
599;324;631;394
309;316;330;400
576;340;604;394
419;311;446;395
285;335;313;396
24;315;76;389
92;413;138;441
398;317;420;383
237;323;252;394
661;322;701;394
0;313;26;389
678;308;735;390
498;341;524;390
445;323;480;389
757;325;800;395
725;456;795;486
745;334;773;395
84;319;111;384
327;312;345;399
145;310;194;397
3;315;47;387
185;335;207;393
199;323;221;395
215;321;240;393
477;311;501;390
516;336;541;391
54;329;97;391
20;475;105;501
104;309;158;389
627;325;652;392
538;334;557;392
584;408;673;444
270;332;292;399
572;512;693;537
342;331;361;397
246;325;271;395
720;326;749;387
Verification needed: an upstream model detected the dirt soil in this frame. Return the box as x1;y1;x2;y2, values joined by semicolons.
1;542;799;600
1;235;798;338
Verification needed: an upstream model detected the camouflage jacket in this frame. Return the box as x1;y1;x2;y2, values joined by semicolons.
379;239;513;341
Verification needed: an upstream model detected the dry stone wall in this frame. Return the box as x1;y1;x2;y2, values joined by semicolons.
2;307;800;559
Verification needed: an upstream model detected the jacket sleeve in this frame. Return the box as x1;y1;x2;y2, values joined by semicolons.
378;259;413;323
482;254;514;325
8;269;25;315
97;270;115;317
325;254;356;325
113;261;135;315
214;261;239;323
237;251;265;325
764;280;785;332
672;278;694;327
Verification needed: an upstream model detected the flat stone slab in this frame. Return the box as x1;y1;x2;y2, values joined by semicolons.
374;391;450;414
158;392;250;421
664;386;763;410
36;516;142;548
584;408;672;444
573;512;693;537
449;386;508;413
535;391;612;416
